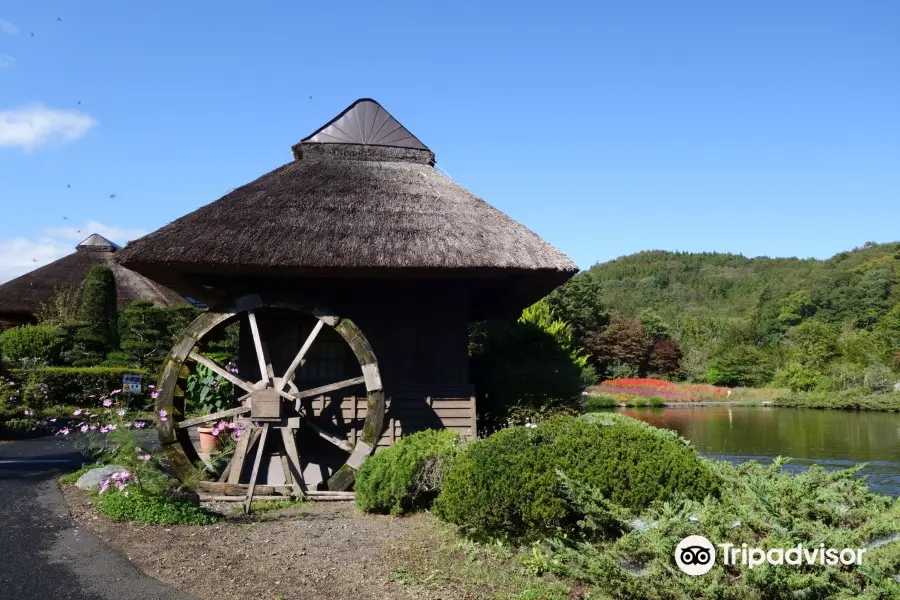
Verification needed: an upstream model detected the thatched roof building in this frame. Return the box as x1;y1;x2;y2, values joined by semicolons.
0;234;186;328
116;98;577;318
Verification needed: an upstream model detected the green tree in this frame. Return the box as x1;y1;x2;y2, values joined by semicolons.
777;291;817;327
469;300;592;432
117;301;170;370
706;345;773;387
545;273;609;345
80;264;119;351
786;319;838;368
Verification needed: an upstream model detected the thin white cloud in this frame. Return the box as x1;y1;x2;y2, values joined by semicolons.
0;105;98;151
0;237;71;283
0;54;14;68
0;222;148;283
0;19;18;35
43;221;147;244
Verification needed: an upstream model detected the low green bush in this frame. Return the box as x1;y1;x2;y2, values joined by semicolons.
584;394;617;410
356;429;464;515
541;459;900;599
96;487;218;525
774;389;900;411
12;366;150;407
0;417;40;439
0;324;62;365
435;415;718;540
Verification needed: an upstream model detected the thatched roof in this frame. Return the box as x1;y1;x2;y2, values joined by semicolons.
116;99;577;312
0;234;186;320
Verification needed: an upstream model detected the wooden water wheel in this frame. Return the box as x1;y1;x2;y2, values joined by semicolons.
156;294;384;511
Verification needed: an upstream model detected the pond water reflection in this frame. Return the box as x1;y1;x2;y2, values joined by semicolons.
610;406;900;497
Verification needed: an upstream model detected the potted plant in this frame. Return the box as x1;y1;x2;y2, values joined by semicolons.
185;359;237;453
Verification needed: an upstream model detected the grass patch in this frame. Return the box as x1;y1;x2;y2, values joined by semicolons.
392;518;572;598
97;487;220;526
233;497;307;515
584;394;617;410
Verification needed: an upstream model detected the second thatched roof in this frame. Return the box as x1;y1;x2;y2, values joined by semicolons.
0;234;186;322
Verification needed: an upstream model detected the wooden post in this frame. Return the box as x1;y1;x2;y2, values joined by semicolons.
469;395;478;439
244;423;270;514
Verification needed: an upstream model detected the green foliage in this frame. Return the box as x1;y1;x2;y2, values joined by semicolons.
584;394;617;410
185;362;236;415
541;459;900;599
0;417;40;439
545;272;610;344
775;389;900;411
469;300;593;432
79;264;119;354
356;429;464;516
96;486;219;525
15;366;149;407
575;243;900;392
0;324;62;366
772;362;829;392
705;345;774;387
34;285;82;326
434;415;718;540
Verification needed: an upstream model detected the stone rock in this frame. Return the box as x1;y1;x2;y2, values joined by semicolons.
75;465;129;491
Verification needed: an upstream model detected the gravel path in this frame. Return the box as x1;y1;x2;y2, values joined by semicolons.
62;487;461;600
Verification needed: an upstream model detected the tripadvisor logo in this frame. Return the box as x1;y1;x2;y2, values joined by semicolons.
674;536;867;576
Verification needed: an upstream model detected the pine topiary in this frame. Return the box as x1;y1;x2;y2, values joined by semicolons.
80;264;119;354
355;429;463;516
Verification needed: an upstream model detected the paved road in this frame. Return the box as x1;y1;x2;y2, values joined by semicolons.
0;436;195;600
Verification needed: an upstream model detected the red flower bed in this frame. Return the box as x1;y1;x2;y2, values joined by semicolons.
599;378;675;391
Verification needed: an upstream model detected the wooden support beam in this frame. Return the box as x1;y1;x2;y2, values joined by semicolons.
227;424;259;485
280;428;304;497
280;320;323;388
244;423;270;513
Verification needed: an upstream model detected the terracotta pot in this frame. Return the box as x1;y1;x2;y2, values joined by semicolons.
197;427;220;453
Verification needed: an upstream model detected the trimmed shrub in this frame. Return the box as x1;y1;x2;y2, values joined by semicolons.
14;367;149;407
80;264;118;351
0;324;62;365
356;429;463;515
434;414;718;540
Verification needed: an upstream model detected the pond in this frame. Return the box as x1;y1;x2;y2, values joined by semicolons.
609;405;900;497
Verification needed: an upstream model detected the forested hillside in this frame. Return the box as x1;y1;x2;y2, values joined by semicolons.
546;242;900;391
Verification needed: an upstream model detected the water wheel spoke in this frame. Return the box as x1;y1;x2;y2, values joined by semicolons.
290;376;366;401
247;309;273;385
188;351;256;393
176;406;251;429
279;320;324;389
303;419;353;452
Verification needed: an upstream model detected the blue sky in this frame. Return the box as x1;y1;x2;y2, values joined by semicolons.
0;1;897;282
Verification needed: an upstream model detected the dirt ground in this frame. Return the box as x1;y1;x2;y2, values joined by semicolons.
61;486;469;600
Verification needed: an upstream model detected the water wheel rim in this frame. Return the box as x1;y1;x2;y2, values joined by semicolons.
156;294;385;491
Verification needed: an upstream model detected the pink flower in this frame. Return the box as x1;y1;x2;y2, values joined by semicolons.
148;384;155;389
23;409;33;416
73;409;82;416
111;389;121;395
151;391;159;399
89;424;98;430
80;424;89;433
49;418;57;422
137;454;151;462
103;399;113;407
107;424;117;431
117;408;126;417
100;426;109;433
158;409;168;422
56;428;70;436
